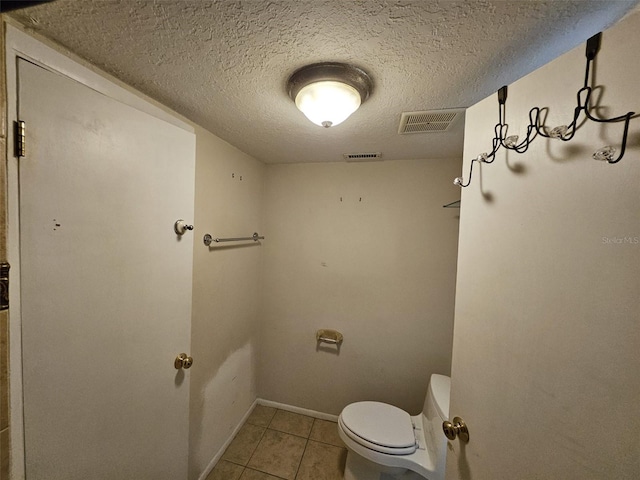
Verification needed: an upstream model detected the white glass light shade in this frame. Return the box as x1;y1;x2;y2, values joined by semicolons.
294;81;361;128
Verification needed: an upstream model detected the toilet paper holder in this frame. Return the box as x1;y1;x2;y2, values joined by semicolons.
316;329;343;345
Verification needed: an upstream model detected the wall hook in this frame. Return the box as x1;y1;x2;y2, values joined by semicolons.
174;219;194;235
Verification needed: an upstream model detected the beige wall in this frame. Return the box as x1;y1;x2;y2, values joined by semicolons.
188;126;265;479
259;159;461;415
448;11;640;479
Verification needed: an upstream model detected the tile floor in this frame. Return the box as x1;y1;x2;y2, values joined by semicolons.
206;405;347;480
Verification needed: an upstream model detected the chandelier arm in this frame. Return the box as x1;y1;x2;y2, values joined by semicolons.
497;123;510;149
486;137;500;162
489;125;503;159
581;83;636;122
606;113;633;164
528;108;542;130
584;108;636;124
532;108;551;138
583;58;593;89
556;106;583;141
493;122;502;139
455;32;636;189
512;121;541;151
513;136;532;153
526;122;540;143
576;87;591;114
458;159;477;188
513;143;529;154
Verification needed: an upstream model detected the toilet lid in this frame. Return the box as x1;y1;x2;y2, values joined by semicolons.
340;401;415;449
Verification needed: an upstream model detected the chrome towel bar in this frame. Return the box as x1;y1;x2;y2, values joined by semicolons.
203;232;264;246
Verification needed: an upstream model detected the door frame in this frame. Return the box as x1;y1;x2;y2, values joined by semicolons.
4;22;194;478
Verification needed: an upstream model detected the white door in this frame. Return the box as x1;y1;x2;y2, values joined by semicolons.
444;14;640;479
18;58;195;479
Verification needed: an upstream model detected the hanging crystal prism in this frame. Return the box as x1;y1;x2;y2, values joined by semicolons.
504;135;519;147
549;125;568;138
592;146;617;162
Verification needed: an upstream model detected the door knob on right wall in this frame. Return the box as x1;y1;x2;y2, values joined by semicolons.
443;416;469;443
174;353;194;369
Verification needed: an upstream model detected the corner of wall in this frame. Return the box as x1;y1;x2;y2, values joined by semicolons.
188;126;266;480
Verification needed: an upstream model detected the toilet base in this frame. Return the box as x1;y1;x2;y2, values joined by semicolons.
343;450;425;480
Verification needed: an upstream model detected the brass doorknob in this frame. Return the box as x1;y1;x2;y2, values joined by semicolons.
182;355;193;369
174;353;194;370
442;416;469;443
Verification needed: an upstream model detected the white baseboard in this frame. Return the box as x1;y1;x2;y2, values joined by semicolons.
198;398;259;480
257;398;339;422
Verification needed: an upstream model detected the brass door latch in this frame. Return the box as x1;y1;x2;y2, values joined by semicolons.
443;416;469;443
174;353;193;370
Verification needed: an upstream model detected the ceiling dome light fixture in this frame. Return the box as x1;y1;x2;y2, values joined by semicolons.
287;62;373;128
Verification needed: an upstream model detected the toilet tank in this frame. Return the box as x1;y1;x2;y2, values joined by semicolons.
422;374;451;478
423;374;450;420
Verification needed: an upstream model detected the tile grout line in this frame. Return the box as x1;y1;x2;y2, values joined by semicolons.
292;417;318;480
244;463;289;480
243;407;294;479
244;407;276;469
222;406;278;473
293;437;309;480
223;408;346;480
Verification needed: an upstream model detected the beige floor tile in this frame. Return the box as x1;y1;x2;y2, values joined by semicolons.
240;467;282;480
309;419;345;448
246;404;277;427
222;423;266;466
295;440;347;480
205;460;244;480
268;410;314;438
247;429;307;480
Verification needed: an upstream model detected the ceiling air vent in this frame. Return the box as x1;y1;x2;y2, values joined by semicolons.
398;109;463;134
343;152;383;162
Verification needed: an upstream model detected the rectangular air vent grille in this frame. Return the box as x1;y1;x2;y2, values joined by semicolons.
343;152;383;162
398;109;463;134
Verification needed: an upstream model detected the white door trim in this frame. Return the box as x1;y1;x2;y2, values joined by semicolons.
4;22;193;479
5;22;193;132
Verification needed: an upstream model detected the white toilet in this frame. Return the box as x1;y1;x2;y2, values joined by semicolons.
337;374;450;480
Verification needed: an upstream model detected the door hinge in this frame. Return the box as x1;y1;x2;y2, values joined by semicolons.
0;263;10;311
16;120;26;158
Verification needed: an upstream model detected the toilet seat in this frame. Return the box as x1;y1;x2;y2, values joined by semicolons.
339;401;417;455
338;375;450;480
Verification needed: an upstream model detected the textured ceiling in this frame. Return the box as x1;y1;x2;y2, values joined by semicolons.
7;0;639;164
